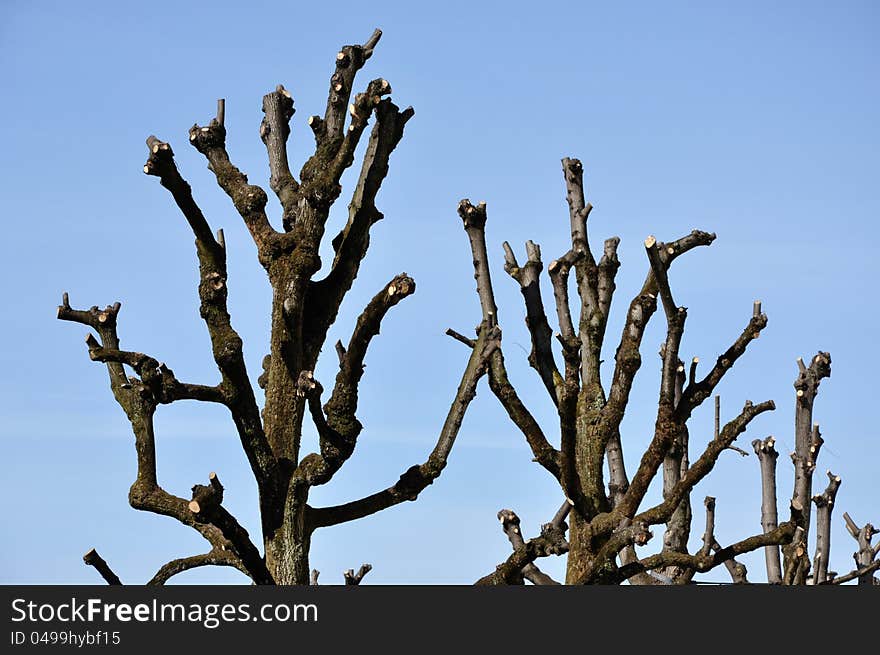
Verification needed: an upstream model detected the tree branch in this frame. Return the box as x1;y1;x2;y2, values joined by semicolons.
675;306;768;422
603;230;715;431
660;375;692;580
188;110;277;259
547;248;583;388
476;511;570;585
791;352;832;540
323;28;383;142
82;549;122;585
827;560;880;585
83;338;224;405
187;472;274;584
308;323;501;528
841;512;879;585
752;435;782;583
458;200;562;481
495;504;569;585
574;519;654;584
304;99;414;362
295;274;416;486
445;328;476;348
811;470;841;584
147;549;249;585
140;137;278;496
632;399;776;525
344;564;373;585
59;296;243;555
560;158;603;388
260;84;299;222
501;240;561;405
613;520;796;585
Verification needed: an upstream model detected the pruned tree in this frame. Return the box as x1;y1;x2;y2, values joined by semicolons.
458;160;877;585
59;29;876;586
59;28;501;585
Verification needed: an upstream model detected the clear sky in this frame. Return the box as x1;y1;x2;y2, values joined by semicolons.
1;0;877;584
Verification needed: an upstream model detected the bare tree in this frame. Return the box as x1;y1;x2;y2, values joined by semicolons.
459;160;877;585
59;29;500;585
58;30;875;586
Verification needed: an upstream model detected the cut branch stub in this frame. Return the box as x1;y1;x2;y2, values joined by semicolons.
83;548;122;586
143;136;173;175
295;370;318;398
794;352;832;400
189;119;226;154
57;294;122;332
189;472;224;515
458;198;488;229
498;509;525;546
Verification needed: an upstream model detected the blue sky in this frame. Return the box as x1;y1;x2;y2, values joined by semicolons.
1;0;877;584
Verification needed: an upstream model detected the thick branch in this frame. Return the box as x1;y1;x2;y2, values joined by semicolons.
712;540;749;584
633;400;776;524
188;114;277;258
644;235;677;322
560;158;604;387
791;352;832;539
459;200;497;322
327;78;393;186
295;274;416;486
752;435;782;583
604;230;715;430
811;470;841;584
613;521;796;584
308;324;501;528
260;84;299;220
304;99;414;362
597;236;621;330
